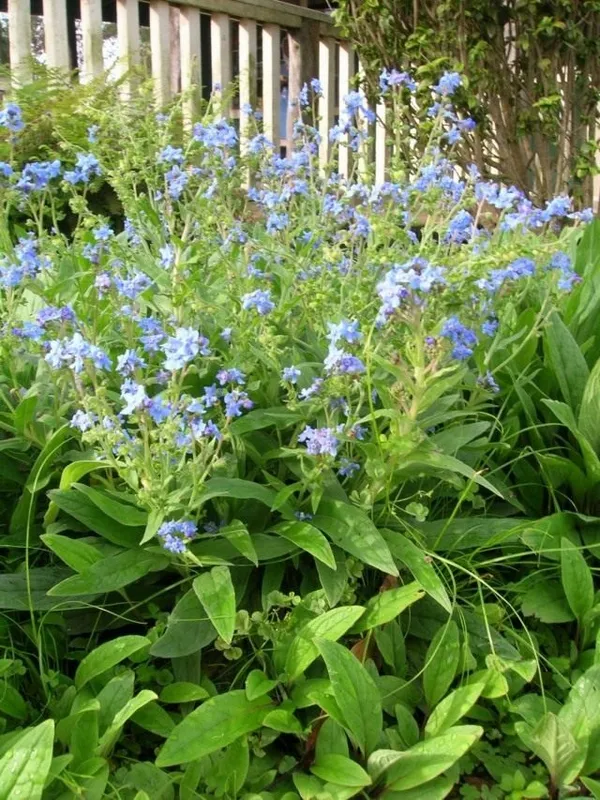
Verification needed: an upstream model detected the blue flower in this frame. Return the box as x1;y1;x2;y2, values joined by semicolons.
481;318;498;336
138;317;165;353
220;327;232;342
120;380;147;415
298;426;339;457
324;346;366;375
379;68;416;93
116;349;146;376
87;125;99;143
157;519;197;554
114;271;152;300
166;166;189;199
440;316;478;360
327;320;362;345
12;321;45;340
282;366;301;383
0;162;13;178
45;333;110;373
159;145;184;163
0;103;24;133
159;243;175;269
242;289;275;315
216;368;245;386
146;395;172;423
224;390;254;417
338;458;360;478
16;160;61;193
477;372;500;393
162;328;210;371
299;378;323;400
266;212;289;234
445;209;473;243
432;71;462;96
71;410;97;432
64;153;102;184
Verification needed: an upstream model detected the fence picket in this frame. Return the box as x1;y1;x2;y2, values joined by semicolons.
180;6;202;126
116;0;140;97
8;0;32;85
239;18;258;154
338;41;354;179
210;13;232;113
262;23;280;147
44;0;70;71
318;37;335;170
150;0;172;106
80;0;104;83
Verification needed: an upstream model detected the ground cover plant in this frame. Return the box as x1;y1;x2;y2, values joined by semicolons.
0;70;599;799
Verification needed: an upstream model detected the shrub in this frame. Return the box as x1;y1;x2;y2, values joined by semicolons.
0;73;598;799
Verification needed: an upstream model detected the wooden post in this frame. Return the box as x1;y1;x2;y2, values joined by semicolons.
262;23;280;147
210;13;231;113
375;99;389;184
169;5;181;96
8;0;32;85
318;38;335;170
116;0;140;98
44;0;70;71
149;0;171;106
356;60;371;179
180;6;202;127
338;41;354;179
286;29;301;145
80;0;104;83
239;18;258;154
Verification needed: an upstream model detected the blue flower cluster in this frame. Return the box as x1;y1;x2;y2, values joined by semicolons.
441;317;478;360
157;519;198;554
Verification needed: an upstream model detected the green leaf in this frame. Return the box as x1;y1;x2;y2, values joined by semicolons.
200;478;281;510
521;581;575;624
515;712;585;788
0;720;54;800
73;484;148;526
159;683;209;704
75;635;150;689
229;407;303;434
316;638;383;756
315;718;349;760
560;538;594;622
545;311;589;413
352;583;424;633
423;622;461;709
0;567;87;610
156;690;272;767
383;725;483;791
583;776;600;799
40;533;102;572
221;520;258;566
579;358;600;453
245;670;278;701
316;550;348;607
0;683;27;719
559;664;600;774
285;605;365;680
272;521;336;569
396;450;503;498
425;683;485;737
48;489;143;547
263;707;303;734
150;590;217;658
313;499;398;575
381;530;452;613
96;690;158;756
192;566;236;645
311;754;372;788
131;701;175;738
48;549;167;596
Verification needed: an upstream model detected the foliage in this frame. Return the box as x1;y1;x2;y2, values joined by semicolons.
333;0;600;207
0;71;598;799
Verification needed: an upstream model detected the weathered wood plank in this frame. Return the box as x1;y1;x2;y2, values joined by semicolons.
262;23;280;146
175;0;334;30
44;0;70;71
337;40;354;178
239;18;257;153
169;5;181;95
116;0;140;97
149;0;172;105
318;37;335;169
8;0;32;85
80;0;104;83
210;12;232;113
375;99;389;185
180;5;202;126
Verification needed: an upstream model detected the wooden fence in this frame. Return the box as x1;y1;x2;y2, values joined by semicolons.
3;0;391;181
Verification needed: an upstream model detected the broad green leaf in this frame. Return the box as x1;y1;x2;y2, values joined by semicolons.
0;683;27;719
560;538;594;622
245;670;278;701
316;638;383;756
0;567;87;610
583;776;600;799
200;478;282;510
375;620;406;677
140;508;164;546
272;521;336;569
221;520;258;566
313;499;398;575
159;683;209;704
97;671;135;733
25;424;72;492
263;707;303;734
96;690;157;755
316;549;349;607
381;530;452;613
192;566;236;645
380;773;456;800
48;549;167;596
73;484;148;526
131;701;175;738
310;754;372;788
521;581;575;624
559;664;600;774
545;311;589;413
40;533;102;572
215;736;249;797
425;683;485;737
383;725;483;791
0;720;54;800
351;583;424;633
150;590;217;658
395;703;419;748
48;489;143;547
515;712;585;788
315;718;349;760
395;450;503;498
429;421;491;454
579;358;600;453
229;407;303;434
543;400;600;482
285;605;365;680
75;635;150;689
423;622;460;709
156;690;272;767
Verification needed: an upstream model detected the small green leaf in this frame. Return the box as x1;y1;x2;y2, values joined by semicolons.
48;549;167;596
423;622;460;709
521;581;575;624
425;683;485;737
316;638;383;756
263;707;303;734
222;520;258;566
272;521;336;569
311;754;372;788
73;484;148;526
159;683;209;704
96;690;157;755
41;533;102;572
382;530;452;612
515;712;585;788
156;690;272;767
545;311;589;413
245;670;278;701
192;566;236;645
285;605;365;680
560;538;594;622
579;358;600;452
0;720;54;800
75;635;150;689
352;583;424;633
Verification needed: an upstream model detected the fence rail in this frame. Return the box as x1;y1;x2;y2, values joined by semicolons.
3;0;386;178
